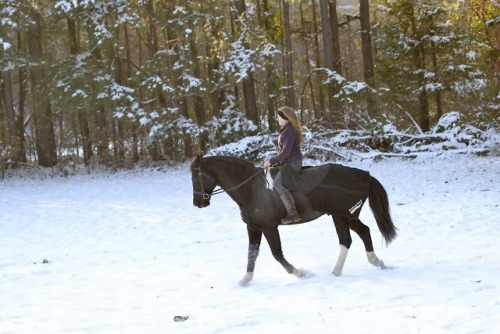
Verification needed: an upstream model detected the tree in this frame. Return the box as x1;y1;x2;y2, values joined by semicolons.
320;0;343;124
1;65;16;145
310;0;326;118
0;0;28;164
28;11;57;167
0;0;497;168
375;0;495;131
260;0;280;132
188;17;208;151
282;0;296;108
359;0;376;117
233;0;259;127
66;16;92;165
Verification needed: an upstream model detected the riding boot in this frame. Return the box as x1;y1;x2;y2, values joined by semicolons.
279;190;301;224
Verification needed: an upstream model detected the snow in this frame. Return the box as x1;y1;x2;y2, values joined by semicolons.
1;40;11;51
224;39;258;82
1;153;499;333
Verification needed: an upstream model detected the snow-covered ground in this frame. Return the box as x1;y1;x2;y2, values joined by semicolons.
1;153;499;333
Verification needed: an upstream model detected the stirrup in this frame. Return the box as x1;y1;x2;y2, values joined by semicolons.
282;213;301;224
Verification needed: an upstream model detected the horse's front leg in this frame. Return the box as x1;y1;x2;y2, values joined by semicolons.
349;219;386;269
239;225;263;286
262;226;304;278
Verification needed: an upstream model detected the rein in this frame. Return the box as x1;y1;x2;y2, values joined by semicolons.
193;165;263;199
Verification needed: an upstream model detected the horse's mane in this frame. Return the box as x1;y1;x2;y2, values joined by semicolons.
190;155;258;175
205;155;257;171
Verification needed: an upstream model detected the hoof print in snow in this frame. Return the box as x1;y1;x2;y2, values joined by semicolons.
174;315;189;322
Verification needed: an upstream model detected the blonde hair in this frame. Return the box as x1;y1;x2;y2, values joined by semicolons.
279;106;304;146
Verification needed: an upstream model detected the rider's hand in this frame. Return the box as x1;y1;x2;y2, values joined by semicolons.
263;160;272;168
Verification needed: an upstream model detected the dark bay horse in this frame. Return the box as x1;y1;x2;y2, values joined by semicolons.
190;154;397;286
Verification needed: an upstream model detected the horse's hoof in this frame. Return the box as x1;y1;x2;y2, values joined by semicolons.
367;252;385;268
292;268;311;278
239;272;254;286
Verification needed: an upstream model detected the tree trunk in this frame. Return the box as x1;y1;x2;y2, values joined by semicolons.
188;23;208;151
1;70;17;166
242;73;258;129
430;37;443;120
329;1;342;75
0;91;5;148
163;0;192;159
282;0;296;108
147;0;167;109
359;0;377;117
28;13;57;167
178;96;193;158
311;0;325;118
262;0;277;132
91;45;110;165
1;71;15;138
112;22;126;163
299;1;315;120
205;18;225;119
67;17;93;165
16;31;27;163
409;8;430;132
123;24;139;163
360;0;374;83
319;0;334;120
320;0;342;124
233;0;259;128
320;0;334;72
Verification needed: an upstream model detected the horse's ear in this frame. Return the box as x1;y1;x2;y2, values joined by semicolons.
190;152;203;170
194;151;203;162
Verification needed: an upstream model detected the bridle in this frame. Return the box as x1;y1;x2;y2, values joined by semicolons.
192;164;264;200
192;166;216;200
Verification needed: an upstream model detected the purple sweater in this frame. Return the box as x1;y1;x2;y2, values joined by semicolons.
269;122;303;165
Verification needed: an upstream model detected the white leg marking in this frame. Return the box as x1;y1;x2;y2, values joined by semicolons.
367;251;386;268
332;245;349;276
292;268;306;277
239;272;254;286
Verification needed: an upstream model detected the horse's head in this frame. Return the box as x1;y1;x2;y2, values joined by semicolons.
190;153;216;208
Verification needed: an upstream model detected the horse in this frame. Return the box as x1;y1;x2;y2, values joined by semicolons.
190;154;397;286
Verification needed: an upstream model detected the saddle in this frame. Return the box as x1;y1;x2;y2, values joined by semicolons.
267;164;329;193
267;163;371;219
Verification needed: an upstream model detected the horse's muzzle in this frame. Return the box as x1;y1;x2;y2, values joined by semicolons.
193;199;210;208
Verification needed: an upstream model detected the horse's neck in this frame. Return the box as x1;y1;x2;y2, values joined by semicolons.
209;162;260;192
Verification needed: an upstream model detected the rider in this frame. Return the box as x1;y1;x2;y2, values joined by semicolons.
263;106;304;224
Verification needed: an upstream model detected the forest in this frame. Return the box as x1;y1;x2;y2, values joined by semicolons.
0;0;499;170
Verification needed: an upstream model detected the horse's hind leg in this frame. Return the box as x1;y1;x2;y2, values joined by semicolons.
239;225;263;286
332;216;352;276
349;219;386;269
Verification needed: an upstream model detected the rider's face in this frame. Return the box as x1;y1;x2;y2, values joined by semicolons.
277;114;288;127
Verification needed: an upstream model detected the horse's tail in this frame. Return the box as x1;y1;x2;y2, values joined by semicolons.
368;176;397;246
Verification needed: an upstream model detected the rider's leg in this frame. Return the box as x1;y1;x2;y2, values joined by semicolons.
274;161;302;224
